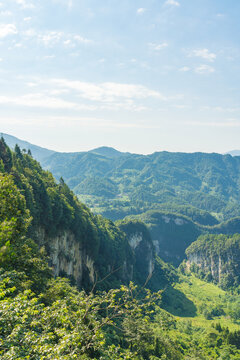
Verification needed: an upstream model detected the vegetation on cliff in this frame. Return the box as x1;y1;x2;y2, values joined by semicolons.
185;233;240;290
39;149;240;224
0;139;134;289
1;138;240;358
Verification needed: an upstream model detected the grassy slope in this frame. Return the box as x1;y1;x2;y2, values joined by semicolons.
166;274;240;331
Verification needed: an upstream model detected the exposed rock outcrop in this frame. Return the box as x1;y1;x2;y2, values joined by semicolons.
117;220;155;284
35;227;96;287
34;224;154;289
185;234;240;288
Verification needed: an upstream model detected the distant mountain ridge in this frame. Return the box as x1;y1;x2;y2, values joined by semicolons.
226;150;240;156
2;132;240;268
89;146;127;158
2;133;240;224
0;132;56;162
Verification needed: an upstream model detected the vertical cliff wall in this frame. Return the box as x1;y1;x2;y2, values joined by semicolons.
185;234;240;288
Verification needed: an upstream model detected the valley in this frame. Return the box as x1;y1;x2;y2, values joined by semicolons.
1;134;240;358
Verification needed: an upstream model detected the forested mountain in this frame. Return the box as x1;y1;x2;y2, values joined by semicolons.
1;140;240;358
227;150;240;156
185;233;240;290
3;133;240;223
3;133;240;269
37;150;240;223
0;138;178;291
129;210;240;265
0;132;55;162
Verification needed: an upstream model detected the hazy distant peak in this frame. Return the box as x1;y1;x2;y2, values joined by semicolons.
225;150;240;157
0;132;56;162
89;146;125;158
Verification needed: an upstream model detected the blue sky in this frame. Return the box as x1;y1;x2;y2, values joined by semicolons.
0;0;240;154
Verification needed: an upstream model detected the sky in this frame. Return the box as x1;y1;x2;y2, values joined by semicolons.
0;0;240;154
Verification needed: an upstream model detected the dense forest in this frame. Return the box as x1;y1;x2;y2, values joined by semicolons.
41;148;240;223
2;133;240;224
3;133;240;268
1;135;240;358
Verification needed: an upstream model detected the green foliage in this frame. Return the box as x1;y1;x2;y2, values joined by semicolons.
75;176;118;198
129;210;202;266
40;148;240;226
0;139;140;289
0;147;240;359
0;278;167;359
186;234;240;288
0;172;51;292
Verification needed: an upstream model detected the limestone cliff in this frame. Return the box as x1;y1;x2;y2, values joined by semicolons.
117;220;155;285
132;211;202;266
34;223;135;289
35;227;96;287
185;234;240;288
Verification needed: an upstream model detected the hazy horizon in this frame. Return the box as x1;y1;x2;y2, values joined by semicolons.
2;131;239;156
0;0;240;154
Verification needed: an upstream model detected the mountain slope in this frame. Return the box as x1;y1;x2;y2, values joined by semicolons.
0;137;178;291
226;150;240;156
89;146;126;158
1;132;55;162
44;150;240;222
3;133;240;224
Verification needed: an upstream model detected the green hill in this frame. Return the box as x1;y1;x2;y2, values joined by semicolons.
1;132;55;162
0;137;179;292
3;133;240;225
3;133;240;270
1;137;240;359
43;150;240;224
185;233;240;289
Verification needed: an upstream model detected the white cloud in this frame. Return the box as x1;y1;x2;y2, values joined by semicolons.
186;120;240;128
0;24;17;38
23;29;93;47
137;8;146;15
191;48;216;62
0;93;96;111
43;55;56;60
23;28;36;37
73;35;93;44
174;104;190;109
23;17;32;21
52;0;73;9
39;31;64;46
50;79;172;102
2;77;182;113
165;0;180;6
15;0;35;9
63;39;74;47
67;0;73;9
0;91;148;112
195;64;215;74
149;42;168;51
0;11;13;16
179;66;190;72
201;106;240;113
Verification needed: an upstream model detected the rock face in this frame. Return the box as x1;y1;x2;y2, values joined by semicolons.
34;224;155;289
138;212;202;266
187;249;240;285
185;234;240;287
117;221;155;285
187;252;224;283
35;227;96;287
129;231;155;278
